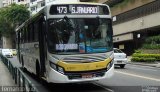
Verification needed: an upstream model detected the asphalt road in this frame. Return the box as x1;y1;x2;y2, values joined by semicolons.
8;56;160;92
97;64;160;92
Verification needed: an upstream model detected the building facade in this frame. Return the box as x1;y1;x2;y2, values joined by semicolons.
0;0;3;8
1;0;45;15
2;0;81;15
2;0;29;7
103;0;160;55
29;0;45;15
30;0;80;15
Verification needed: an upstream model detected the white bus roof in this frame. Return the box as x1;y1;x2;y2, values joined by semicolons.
46;2;109;6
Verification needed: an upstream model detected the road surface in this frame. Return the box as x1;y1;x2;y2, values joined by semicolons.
7;57;160;92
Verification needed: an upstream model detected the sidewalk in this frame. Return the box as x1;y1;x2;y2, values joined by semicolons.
127;56;160;68
0;61;16;86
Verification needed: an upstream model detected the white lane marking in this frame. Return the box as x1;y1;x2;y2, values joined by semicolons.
128;64;159;69
93;83;114;92
115;71;160;82
128;66;158;71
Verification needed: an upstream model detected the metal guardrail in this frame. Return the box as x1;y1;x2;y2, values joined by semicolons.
0;55;39;92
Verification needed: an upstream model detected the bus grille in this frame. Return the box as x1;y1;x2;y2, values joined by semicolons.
65;69;106;80
62;53;107;63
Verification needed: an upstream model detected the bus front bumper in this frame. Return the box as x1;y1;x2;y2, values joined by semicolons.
47;65;114;83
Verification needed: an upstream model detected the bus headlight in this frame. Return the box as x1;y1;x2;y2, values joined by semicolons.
57;66;64;74
107;63;111;70
107;60;114;70
50;61;64;74
50;62;57;70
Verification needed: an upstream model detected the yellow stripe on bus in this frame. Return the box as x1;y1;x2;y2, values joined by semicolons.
57;58;112;72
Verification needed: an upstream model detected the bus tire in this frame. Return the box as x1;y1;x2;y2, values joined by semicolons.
36;61;41;80
21;56;27;72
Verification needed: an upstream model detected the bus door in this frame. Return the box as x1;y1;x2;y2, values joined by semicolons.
38;16;46;77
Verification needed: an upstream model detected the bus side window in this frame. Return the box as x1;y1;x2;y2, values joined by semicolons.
31;23;34;42
24;28;26;43
19;31;21;44
21;28;24;43
28;24;34;42
34;23;39;42
28;25;30;42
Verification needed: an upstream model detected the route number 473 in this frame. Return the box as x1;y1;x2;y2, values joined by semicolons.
57;6;67;14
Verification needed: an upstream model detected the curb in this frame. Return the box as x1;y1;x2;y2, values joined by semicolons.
127;62;160;68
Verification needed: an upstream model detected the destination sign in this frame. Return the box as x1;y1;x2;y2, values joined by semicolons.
56;6;98;14
50;4;109;15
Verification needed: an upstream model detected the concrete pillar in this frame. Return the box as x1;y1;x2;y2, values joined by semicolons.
2;36;13;49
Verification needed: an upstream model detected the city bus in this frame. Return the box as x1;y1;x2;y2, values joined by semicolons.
16;2;114;83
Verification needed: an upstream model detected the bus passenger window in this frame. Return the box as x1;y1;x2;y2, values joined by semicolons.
24;28;26;42
31;23;35;42
21;29;24;43
34;23;39;41
28;25;30;42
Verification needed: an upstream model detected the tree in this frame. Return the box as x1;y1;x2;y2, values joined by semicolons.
0;4;30;48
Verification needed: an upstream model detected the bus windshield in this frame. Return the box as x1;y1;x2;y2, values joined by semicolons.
47;18;113;54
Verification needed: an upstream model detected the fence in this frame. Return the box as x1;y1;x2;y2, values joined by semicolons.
0;55;39;92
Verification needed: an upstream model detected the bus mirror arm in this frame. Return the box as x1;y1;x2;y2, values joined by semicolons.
34;44;39;48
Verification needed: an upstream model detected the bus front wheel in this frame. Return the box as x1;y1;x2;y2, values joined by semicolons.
21;56;26;72
36;61;41;80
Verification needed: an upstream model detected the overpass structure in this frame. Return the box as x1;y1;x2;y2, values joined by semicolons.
104;0;160;55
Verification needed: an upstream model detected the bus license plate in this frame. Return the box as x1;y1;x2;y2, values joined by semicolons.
82;74;93;78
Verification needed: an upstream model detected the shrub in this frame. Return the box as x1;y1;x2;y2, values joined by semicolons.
138;49;160;54
131;57;142;62
145;35;160;44
143;58;156;62
131;53;160;62
134;50;141;53
142;44;160;49
142;35;160;49
131;57;156;62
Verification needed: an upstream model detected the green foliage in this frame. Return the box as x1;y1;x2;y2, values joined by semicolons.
142;35;160;49
6;4;30;24
142;44;160;49
132;53;160;61
0;8;13;37
145;35;160;44
0;4;30;37
131;57;156;62
134;50;141;53
136;49;160;54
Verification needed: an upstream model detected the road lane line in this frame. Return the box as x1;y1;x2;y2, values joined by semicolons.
128;66;157;71
115;71;160;82
128;64;160;70
93;83;114;92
